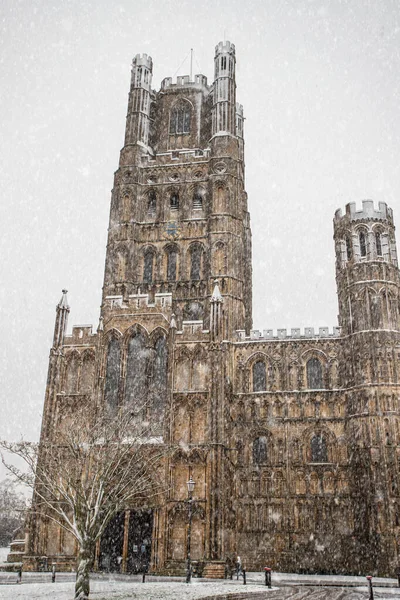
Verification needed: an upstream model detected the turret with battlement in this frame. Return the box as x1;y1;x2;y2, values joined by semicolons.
123;53;153;153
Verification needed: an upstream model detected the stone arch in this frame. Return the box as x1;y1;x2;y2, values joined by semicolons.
213;240;227;276
169;97;193;135
303;426;337;463
188;242;206;281
355;224;369;259
123;324;149;408
213;181;228;212
163;242;180;282
301;349;328;389
141;245;157;284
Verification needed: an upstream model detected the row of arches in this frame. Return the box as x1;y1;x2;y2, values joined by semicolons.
238;469;348;498
232;394;346;422
339;225;397;265
251;357;324;392
62;349;96;394
349;287;399;331
249;430;336;466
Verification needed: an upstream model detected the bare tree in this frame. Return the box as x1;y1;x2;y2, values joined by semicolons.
1;406;167;600
0;479;25;547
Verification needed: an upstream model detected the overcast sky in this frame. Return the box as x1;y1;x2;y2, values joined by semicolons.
1;0;399;454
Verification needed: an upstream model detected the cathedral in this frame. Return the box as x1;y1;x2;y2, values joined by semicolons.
24;41;400;577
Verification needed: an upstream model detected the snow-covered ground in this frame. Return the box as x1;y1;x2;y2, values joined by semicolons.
0;549;9;564
0;575;398;600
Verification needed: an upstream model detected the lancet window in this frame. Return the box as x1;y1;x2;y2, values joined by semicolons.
253;436;268;465
104;337;121;413
306;357;323;389
169;102;191;135
310;433;328;463
253;360;266;392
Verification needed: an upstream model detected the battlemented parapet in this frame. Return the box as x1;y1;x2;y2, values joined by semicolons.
236;326;341;341
215;40;236;56
160;74;208;90
334;200;393;223
105;292;173;312
131;53;153;90
64;325;96;346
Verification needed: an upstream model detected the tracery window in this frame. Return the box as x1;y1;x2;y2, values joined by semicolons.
143;250;154;283
310;433;328;463
167;247;178;281
306;357;323;389
124;330;147;406
148;191;156;216
169;102;191;135
190;245;203;280
104;337;121;413
359;231;367;257
345;235;352;260
253;436;268;465
193;191;203;210
170;193;179;210
252;360;266;392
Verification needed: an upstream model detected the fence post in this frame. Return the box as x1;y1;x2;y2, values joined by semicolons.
52;563;56;583
242;568;246;585
17;566;22;584
366;575;374;600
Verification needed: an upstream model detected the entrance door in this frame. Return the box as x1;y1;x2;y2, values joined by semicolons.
98;512;125;572
126;509;153;573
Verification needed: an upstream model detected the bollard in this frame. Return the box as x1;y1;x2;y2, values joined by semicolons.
366;575;374;600
17;566;22;584
52;564;56;583
142;571;146;583
397;567;400;588
242;568;246;585
264;567;272;588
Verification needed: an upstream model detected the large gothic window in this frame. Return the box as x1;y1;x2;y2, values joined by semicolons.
253;436;268;465
147;191;156;217
124;330;147;406
310;433;328;463
190;245;203;280
169;102;191;134
306;357;323;389
104;337;121;413
143;249;154;283
150;335;168;424
376;231;382;256
166;247;178;281
253;361;266;392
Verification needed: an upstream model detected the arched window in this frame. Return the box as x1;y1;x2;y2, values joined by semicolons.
345;235;352;261
359;231;367;257
150;334;168;420
65;353;79;394
310;433;328;463
169;102;191;135
104;337;120;413
253;361;266;392
376;231;382;256
166;247;178;281
148;191;156;216
190;245;203;280
170;193;179;210
193;191;203;210
253;436;268;465
306;357;323;389
80;352;95;394
143;250;154;283
124;330;147;406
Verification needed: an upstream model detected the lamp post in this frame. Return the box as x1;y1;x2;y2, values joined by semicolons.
186;476;195;583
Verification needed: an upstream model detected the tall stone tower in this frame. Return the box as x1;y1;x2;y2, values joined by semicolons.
334;201;400;571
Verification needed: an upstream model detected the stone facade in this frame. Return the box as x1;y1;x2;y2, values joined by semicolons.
24;41;400;577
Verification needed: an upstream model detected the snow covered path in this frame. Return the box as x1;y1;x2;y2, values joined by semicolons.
0;578;397;600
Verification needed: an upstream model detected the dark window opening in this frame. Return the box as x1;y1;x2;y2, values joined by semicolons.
346;236;352;260
148;192;156;216
170;194;179;210
221;56;227;70
104;338;120;414
190;246;202;280
311;434;328;463
376;232;382;256
167;249;177;281
360;231;367;257
193;192;203;210
143;251;154;283
169;104;191;135
253;361;266;392
307;357;323;389
253;436;268;465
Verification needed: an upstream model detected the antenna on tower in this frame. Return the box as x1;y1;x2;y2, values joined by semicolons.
190;48;193;81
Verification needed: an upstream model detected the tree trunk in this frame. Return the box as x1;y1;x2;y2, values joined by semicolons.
75;543;93;600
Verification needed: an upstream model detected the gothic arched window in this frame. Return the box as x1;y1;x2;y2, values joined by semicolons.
359;231;367;257
150;334;168;423
193;191;203;210
310;433;328;463
169;102;191;135
253;360;266;392
306;357;323;389
124;330;147;406
253;436;268;465
376;231;382;256
190;245;203;280
166;247;178;281
148;191;156;216
143;249;154;283
104;337;121;413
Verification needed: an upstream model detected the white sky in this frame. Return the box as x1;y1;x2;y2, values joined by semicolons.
1;0;399;452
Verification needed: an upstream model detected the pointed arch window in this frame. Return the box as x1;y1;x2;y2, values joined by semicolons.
306;357;323;389
169;102;191;134
170;193;179;211
148;191;156;216
376;231;382;257
253;436;268;465
143;249;154;283
104;337;121;413
359;231;367;257
124;330;147;406
345;235;352;261
310;433;328;463
166;247;178;281
253;360;266;392
193;191;203;210
190;245;203;280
